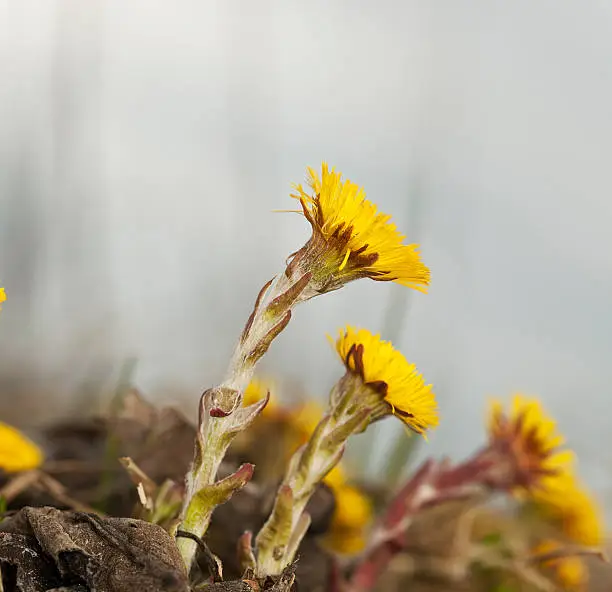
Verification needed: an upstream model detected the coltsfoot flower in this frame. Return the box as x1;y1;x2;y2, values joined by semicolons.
487;395;574;494
288;163;430;296
323;477;373;555
255;328;438;576
0;421;43;473
0;288;6;312
179;164;434;569
534;539;588;590
242;377;278;415
534;476;604;548
290;401;326;443
531;478;604;589
334;326;438;435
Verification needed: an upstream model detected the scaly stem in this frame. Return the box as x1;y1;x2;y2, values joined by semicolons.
255;416;342;577
178;270;311;569
255;373;373;576
176;420;225;565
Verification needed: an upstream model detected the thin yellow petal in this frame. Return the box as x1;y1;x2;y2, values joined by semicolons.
335;326;438;436
290;164;430;290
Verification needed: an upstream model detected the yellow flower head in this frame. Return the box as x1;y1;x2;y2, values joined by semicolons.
324;482;373;555
334;326;438;435
290;163;430;293
0;288;6;311
289;400;326;443
534;477;604;548
534;539;588;590
242;378;278;415
487;395;574;494
558;485;604;547
0;421;44;473
323;464;346;489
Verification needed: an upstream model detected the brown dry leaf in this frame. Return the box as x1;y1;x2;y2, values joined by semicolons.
108;389;196;483
0;506;189;592
19;389;197;516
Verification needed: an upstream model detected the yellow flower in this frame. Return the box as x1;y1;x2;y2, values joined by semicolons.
324;483;373;555
0;421;43;473
534;477;604;548
529;479;604;590
334;326;438;435
487;395;574;494
320;461;373;556
243;380;323;436
290;401;326;443
242;378;278;415
290;163;430;293
534;539;588;590
0;288;6;311
559;485;604;547
323;464;346;489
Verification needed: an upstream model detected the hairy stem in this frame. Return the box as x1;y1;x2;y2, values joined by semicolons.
255;373;370;576
178;271;311;569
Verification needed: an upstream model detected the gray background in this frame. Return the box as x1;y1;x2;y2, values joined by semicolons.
1;1;611;519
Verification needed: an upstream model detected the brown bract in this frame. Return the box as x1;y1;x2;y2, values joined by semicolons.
487;397;572;494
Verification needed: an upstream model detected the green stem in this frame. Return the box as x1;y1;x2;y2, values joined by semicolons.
255;373;369;576
176;420;224;566
177;272;310;569
255;414;341;576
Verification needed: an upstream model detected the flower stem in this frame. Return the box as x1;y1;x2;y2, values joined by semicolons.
177;271;311;569
255;373;371;576
255;415;341;576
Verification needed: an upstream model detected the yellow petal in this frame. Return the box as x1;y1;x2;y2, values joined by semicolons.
0;421;43;473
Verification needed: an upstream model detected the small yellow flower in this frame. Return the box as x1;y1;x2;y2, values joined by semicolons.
0;288;6;311
290;163;430;293
0;421;43;473
534;477;604;548
487;395;574;494
323;464;346;489
559;486;604;547
320;465;373;555
335;326;438;435
324;483;373;555
242;378;278;415
290;401;326;443
534;539;588;590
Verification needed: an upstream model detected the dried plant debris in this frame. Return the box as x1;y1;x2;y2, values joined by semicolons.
0;388;198;517
0;506;189;592
44;388;196;486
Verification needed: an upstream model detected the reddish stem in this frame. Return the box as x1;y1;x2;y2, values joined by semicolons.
349;447;502;592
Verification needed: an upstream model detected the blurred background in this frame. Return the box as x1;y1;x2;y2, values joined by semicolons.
1;0;611;515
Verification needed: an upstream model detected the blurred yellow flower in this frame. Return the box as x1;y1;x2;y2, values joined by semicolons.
324;482;373;555
534;477;604;548
0;421;43;473
290;401;326;443
243;380;322;436
335;326;438;435
242;378;278;414
323;464;346;489
290;163;430;292
559;485;604;547
319;463;373;555
530;478;604;590
534;539;587;590
0;288;6;311
487;395;574;494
